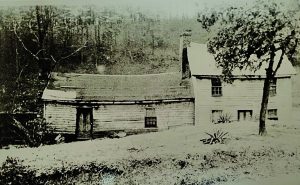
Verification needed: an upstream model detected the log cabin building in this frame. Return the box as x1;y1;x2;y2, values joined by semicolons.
42;31;296;138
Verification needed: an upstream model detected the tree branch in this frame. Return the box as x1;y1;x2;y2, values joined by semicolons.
44;42;87;83
272;48;285;76
16;63;29;84
13;23;40;60
28;18;40;43
40;42;87;93
58;41;87;62
35;49;45;56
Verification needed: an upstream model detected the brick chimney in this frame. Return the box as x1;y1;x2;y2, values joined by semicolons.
179;29;192;79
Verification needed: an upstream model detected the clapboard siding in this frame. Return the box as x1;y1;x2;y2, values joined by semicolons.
93;101;194;131
157;102;195;128
93;105;144;131
44;103;77;133
275;77;293;124
44;101;194;134
192;76;292;125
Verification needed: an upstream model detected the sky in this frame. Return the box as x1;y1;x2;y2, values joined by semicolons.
0;0;297;17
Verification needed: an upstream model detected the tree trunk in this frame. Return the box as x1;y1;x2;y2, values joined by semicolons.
11;117;37;147
259;47;275;135
259;75;271;135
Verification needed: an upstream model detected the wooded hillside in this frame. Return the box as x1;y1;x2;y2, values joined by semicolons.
0;4;299;113
0;6;207;113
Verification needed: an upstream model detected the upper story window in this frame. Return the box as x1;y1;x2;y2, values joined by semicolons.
269;78;277;96
211;78;222;97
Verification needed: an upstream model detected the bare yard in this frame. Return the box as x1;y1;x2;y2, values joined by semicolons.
1;120;300;184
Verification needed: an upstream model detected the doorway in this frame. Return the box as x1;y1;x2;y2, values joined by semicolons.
76;107;93;139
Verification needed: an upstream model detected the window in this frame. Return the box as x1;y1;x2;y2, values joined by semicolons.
145;117;157;128
211;78;222;97
145;107;157;128
267;109;278;120
238;110;253;121
269;78;277;96
212;110;223;123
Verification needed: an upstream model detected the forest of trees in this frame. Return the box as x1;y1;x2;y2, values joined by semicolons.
0;4;299;114
0;5;209;145
0;5;208;114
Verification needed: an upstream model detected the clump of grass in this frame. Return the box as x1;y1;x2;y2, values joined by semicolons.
200;130;228;145
217;113;232;124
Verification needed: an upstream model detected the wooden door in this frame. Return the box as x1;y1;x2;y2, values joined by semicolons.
76;107;93;139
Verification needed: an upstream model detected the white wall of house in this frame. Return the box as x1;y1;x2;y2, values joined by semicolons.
44;101;194;134
93;101;194;131
192;76;292;125
44;103;77;133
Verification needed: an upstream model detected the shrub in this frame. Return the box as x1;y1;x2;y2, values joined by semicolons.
200;130;228;145
0;157;123;185
217;113;232;124
21;118;55;147
7;117;55;147
0;157;41;185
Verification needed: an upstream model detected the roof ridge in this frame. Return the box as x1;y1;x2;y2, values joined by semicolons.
52;72;181;77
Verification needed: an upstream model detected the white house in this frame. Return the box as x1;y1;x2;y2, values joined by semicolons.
41;31;296;139
42;72;194;139
186;41;296;125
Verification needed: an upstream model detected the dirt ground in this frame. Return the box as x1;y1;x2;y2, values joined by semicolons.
0;120;300;184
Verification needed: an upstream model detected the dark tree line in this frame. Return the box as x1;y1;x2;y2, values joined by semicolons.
0;5;208;146
0;6;182;114
0;6;193;146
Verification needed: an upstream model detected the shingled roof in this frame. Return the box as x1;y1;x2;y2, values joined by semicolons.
188;42;296;77
42;72;194;102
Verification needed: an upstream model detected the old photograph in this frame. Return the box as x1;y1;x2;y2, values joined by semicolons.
0;0;300;184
